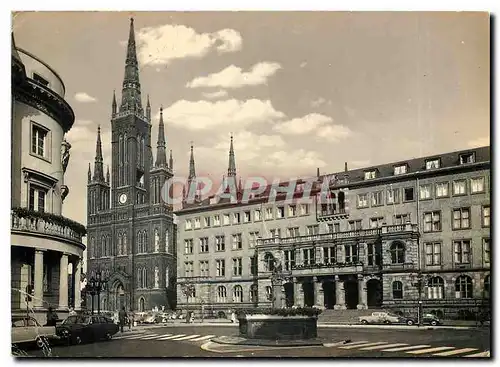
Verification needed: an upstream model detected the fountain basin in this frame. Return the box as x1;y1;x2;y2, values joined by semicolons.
237;314;318;340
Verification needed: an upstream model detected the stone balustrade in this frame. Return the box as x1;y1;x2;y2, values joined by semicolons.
11;210;84;244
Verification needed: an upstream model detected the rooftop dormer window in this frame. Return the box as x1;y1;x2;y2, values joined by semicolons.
394;164;407;175
459;152;475;165
364;170;377;180
425;159;440;170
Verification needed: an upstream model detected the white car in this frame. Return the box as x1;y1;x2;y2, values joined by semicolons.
12;316;57;345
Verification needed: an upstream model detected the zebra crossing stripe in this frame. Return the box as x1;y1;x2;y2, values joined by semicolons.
190;335;216;341
433;348;478;356
155;334;174;340
464;351;490;358
382;345;431;352
140;334;164;340
340;342;388;350
170;335;201;341
359;343;408;351
407;346;455;355
157;334;186;340
121;334;158;340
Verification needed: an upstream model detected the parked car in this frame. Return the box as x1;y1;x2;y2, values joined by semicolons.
409;313;442;326
56;314;119;345
12;316;58;345
359;312;415;325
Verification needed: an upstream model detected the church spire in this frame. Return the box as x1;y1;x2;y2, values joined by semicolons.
228;133;236;177
146;94;151;121
106;165;110;184
88;163;92;183
188;142;196;180
112;90;117;117
93;126;105;182
119;17;143;114
155;106;167;167
169;149;173;170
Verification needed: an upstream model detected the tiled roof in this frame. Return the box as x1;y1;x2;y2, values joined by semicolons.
176;146;490;213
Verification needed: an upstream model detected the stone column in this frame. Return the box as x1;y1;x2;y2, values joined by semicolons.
356;274;368;309
293;278;304;307
74;258;81;310
314;277;324;307
33;249;44;308
58;253;69;309
334;275;346;309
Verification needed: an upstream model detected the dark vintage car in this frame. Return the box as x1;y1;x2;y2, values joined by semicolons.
409;313;442;326
56;315;119;345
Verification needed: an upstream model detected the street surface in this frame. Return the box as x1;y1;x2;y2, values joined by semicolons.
22;324;490;358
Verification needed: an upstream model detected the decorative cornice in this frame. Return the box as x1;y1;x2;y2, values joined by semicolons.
13;78;75;133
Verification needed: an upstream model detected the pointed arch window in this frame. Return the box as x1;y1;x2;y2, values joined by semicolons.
100;235;106;258
137;231;143;253
165;266;170;288
124;133;128;163
123;232;128;255
455;275;473;298
117;232;122;256
137;268;142;288
392;281;403;299
141;267;147;288
427;276;444;299
141;137;145;167
143;230;148;253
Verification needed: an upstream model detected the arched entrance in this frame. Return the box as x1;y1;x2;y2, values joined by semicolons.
138;297;145;312
284;283;294;307
323;280;336;309
302;281;314;307
116;284;125;310
366;279;383;308
344;277;359;309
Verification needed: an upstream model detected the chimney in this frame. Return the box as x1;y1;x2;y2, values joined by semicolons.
317;167;320;177
344;162;348;172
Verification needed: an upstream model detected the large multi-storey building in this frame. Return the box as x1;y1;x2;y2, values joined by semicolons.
11;33;86;323
86;19;177;312
175;145;490;319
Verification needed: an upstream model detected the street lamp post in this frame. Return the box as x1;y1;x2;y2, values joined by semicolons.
87;270;108;314
411;273;425;326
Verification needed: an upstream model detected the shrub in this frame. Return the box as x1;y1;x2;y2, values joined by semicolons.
12;207;86;236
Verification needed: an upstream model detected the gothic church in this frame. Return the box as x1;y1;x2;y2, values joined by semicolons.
86;18;176;312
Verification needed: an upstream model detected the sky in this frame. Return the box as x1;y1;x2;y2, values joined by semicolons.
12;11;490;227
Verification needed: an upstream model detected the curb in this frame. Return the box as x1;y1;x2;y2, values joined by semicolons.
212;336;324;347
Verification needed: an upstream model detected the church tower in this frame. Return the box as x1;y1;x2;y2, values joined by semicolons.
86;18;177;313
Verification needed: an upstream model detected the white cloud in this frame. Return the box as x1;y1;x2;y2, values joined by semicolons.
467;136;490;148
273;113;352;142
272;113;331;135
300;61;307;68
317;124;352;142
186;62;281;89
159;99;285;131
135;24;242;66
74;92;97;103
197;130;286;164
311;97;332;108
202;90;229;99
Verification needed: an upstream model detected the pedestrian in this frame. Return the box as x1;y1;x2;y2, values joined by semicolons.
128;309;134;330
45;307;58;327
118;306;127;333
